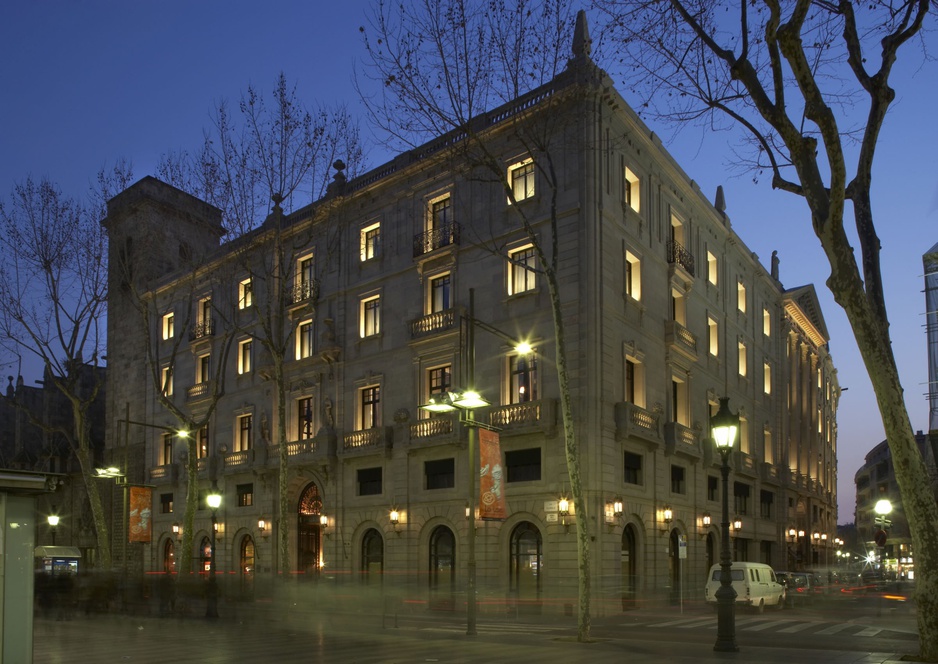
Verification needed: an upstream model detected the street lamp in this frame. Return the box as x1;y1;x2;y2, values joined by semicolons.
47;513;60;546
205;483;222;619
711;396;739;653
419;288;528;637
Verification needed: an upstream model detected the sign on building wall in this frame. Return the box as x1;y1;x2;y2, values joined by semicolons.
129;486;153;543
479;429;507;520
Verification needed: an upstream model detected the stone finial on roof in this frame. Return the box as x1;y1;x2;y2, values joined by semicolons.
714;185;726;214
572;10;591;58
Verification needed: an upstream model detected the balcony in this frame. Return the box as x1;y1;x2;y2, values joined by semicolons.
488;399;556;435
187;381;215;403
342;426;393;455
760;462;780;484
289;279;320;306
614;402;662;446
410;308;459;338
664;421;701;459
665;320;698;362
734;452;758;478
189;320;215;341
149;464;177;483
667;240;695;277
409;416;456;442
413;222;461;258
224;450;250;469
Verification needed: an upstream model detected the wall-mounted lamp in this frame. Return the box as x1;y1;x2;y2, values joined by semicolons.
660;506;673;533
812;531;820;542
172;523;181;540
258;519;269;537
319;514;329;529
798;529;805;539
605;497;624;528
389;508;402;535
558;496;571;532
732;517;742;533
787;527;797;542
699;512;711;538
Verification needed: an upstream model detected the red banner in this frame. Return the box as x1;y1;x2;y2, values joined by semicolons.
478;429;507;520
129;486;153;543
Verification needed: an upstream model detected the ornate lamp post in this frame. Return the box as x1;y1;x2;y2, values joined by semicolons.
47;513;60;546
205;484;222;619
711;397;739;653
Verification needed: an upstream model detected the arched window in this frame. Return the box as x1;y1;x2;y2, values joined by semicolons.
509;521;542;599
240;536;255;598
297;482;324;578
428;526;455;610
162;539;176;573
361;528;384;582
622;524;638;610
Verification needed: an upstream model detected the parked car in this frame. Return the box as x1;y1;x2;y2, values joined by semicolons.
704;562;786;613
775;571;822;606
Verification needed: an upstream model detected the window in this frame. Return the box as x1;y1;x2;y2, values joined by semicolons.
161;365;173;396
739;417;750;454
624;352;645;407
160;493;173;514
625;251;642;301
624;167;640;212
428;365;452;400
671;289;686;325
197;354;211;384
200;296;212;327
510;352;537;404
509;159;535;202
425;458;455;490
760;490;774;519
430;195;452;231
708;476;719;502
237;483;254;507
506;448;541;482
671;465;686;494
671;376;689;426
239;339;253;375
508;245;537;295
763;307;771;337
357;467;383;496
237;414;252;452
737;281;747;313
239;278;253;309
295;254;316;301
197;426;209;459
624;452;642;485
162;312;175;340
708;317;719;356
429;273;451;313
360;222;381;261
763;362;772;394
360;295;381;338
764;427;774;464
161;433;174;466
734;482;750;515
738;341;748;377
707;251;717;285
298;397;314;440
360;385;380;430
297;320;314;359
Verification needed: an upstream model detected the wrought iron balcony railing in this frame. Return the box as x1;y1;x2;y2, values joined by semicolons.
413;222;461;257
289;279;320;305
667;240;695;277
189;320;215;340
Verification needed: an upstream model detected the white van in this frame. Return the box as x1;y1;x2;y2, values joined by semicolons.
704;562;786;612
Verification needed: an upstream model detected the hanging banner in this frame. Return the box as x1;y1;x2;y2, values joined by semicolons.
129;486;153;543
478;428;507;520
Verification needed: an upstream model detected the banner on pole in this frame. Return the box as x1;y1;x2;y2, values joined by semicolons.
128;486;153;543
479;428;507;520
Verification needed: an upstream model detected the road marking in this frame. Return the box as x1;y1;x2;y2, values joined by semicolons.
814;623;853;635
777;622;815;633
854;627;882;637
742;620;794;632
652;618;714;628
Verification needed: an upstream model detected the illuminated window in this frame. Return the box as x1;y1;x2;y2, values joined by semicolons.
360;222;381;261
296;320;314;359
671;376;689;426
707;252;717;285
236;414;253;452
428;273;451;313
237;484;254;507
428;365;452;401
430;196;452;232
509;159;535;202
624;167;640;212
239;278;253;309
508;245;537;295
763;307;771;336
294;254;316;302
738;341;748;377
625;251;641;301
297;396;314;440
360;385;381;429
624;353;645;407
671;289;686;325
737;281;747;313
764;428;774;464
360;295;381;338
708;317;719;356
197;426;209;459
161;365;173;396
161;433;174;466
162;312;175;340
510;352;537;404
196;354;211;384
763;362;772;394
238;339;253;375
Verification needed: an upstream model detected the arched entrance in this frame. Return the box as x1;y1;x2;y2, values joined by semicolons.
240;536;255;599
297;482;324;578
200;536;212;573
621;524;637;610
428;525;455;610
706;532;716;571
361;528;384;582
162;539;176;573
509;521;542;613
668;529;681;604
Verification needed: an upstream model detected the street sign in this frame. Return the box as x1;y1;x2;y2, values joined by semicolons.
678;534;687;559
874;529;888;547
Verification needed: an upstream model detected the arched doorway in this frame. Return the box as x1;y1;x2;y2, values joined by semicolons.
200;536;212;574
297;482;324;578
621;524;637;610
668;529;681;604
162;539;176;573
706;532;716;572
361;528;384;582
428;525;455;610
509;521;542;612
240;536;255;599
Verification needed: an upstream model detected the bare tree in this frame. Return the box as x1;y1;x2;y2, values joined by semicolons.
157;73;364;578
360;0;595;641
594;0;938;657
0;176;112;567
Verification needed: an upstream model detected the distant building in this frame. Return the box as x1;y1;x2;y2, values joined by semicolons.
925;241;938;433
103;16;839;609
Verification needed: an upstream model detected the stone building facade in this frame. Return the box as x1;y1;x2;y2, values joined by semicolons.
102;29;838;611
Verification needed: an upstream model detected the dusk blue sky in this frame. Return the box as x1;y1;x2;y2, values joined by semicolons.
2;2;935;523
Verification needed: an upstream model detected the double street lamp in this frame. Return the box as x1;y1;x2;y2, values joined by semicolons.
711;397;740;653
